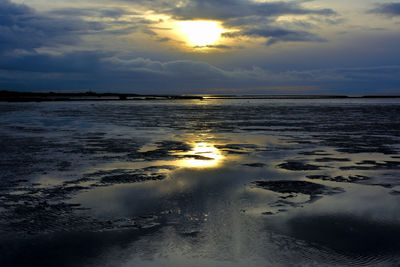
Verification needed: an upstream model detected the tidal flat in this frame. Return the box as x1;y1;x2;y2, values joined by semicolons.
1;98;400;266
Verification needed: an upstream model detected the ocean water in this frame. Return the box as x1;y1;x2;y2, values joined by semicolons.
0;98;400;266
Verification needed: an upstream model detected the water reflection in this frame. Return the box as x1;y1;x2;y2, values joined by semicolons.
176;142;223;168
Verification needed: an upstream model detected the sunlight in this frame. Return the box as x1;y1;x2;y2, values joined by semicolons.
177;142;223;168
178;21;224;46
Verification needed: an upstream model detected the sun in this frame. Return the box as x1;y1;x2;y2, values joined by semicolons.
178;21;224;46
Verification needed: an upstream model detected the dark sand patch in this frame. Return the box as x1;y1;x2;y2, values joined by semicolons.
72;133;140;157
340;161;400;170
215;144;258;150
390;190;400;196
0;199;160;235
100;173;165;184
278;161;324;171
371;183;394;188
215;143;258;154
0;135;60;181
306;174;370;183
315;157;351;162
85;166;175;185
243;163;266;168
321;135;399;155
223;150;249;154
253;180;342;196
0;164;174;236
178;155;214;160
299;150;332;156
252;180;343;215
156;140;192;152
306;174;400;189
136;140;191;160
0;179;161;235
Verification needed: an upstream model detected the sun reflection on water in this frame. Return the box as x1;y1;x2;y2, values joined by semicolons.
177;142;223;168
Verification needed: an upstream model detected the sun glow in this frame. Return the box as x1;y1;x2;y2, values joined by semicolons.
178;142;223;168
178;21;224;46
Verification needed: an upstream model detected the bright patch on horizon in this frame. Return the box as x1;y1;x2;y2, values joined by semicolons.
178;21;224;46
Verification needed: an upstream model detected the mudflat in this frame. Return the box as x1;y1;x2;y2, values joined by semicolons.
1;98;400;266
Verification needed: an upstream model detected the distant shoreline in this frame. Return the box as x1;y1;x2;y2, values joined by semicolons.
1;90;400;102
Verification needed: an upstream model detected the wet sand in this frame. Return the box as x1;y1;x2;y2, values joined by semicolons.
1;98;400;266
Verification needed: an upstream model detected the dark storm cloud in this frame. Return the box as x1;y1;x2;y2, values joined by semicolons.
369;2;400;16
1;48;399;93
50;7;138;19
121;0;336;19
0;51;108;73
157;37;171;42
193;44;240;50
103;57;230;80
0;52;231;81
0;0;104;53
0;0;161;55
221;15;275;27
0;52;235;91
286;65;400;81
168;0;336;20
223;27;326;45
49;7;156;27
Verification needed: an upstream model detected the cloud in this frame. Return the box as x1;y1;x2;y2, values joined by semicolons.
0;51;108;73
168;0;336;20
0;0;164;56
102;57;231;80
1;48;399;93
1;0;398;94
0;0;338;53
369;2;400;17
223;27;326;45
285;65;400;82
167;0;335;45
0;51;278;91
193;44;240;49
0;0;104;54
119;0;337;45
49;7;138;19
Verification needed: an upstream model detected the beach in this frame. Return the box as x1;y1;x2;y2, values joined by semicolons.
1;98;400;266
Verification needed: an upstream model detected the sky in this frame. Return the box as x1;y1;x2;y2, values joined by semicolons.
1;0;400;94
